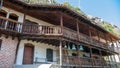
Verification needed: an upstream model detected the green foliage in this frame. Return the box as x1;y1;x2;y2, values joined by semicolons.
62;2;82;13
100;23;120;38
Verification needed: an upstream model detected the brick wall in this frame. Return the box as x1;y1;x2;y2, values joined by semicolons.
0;35;18;68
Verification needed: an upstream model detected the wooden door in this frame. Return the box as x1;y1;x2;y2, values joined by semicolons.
23;44;34;64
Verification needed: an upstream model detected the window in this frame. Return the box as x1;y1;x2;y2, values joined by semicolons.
9;13;18;21
0;10;7;17
46;48;53;62
0;40;2;50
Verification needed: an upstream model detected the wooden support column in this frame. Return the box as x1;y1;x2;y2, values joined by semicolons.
90;47;94;67
99;50;104;67
59;14;63;68
60;13;63;34
4;12;10;29
97;31;100;41
21;8;26;33
59;39;62;68
75;19;82;67
96;31;101;47
104;34;109;49
76;19;80;41
88;26;92;43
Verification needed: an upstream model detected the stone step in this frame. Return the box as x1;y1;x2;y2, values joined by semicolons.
13;64;52;68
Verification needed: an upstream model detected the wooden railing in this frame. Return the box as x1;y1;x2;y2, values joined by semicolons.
63;27;78;40
62;56;108;67
0;16;118;53
22;24;61;35
0;16;22;33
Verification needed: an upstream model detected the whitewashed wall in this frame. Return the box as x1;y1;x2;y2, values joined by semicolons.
2;7;24;23
16;40;59;65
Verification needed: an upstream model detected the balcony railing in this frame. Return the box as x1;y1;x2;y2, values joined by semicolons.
22;24;61;35
0;16;118;53
63;27;78;40
62;56;108;67
0;16;22;33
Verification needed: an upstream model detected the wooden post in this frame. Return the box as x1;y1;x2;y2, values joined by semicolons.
59;40;62;68
60;13;63;34
104;34;109;49
5;12;10;29
99;50;104;67
96;31;101;47
90;47;94;67
88;26;92;43
21;9;26;33
97;31;100;41
76;19;80;41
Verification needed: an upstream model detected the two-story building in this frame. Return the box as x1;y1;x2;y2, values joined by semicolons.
0;0;120;68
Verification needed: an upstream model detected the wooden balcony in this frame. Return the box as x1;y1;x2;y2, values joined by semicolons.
62;56;109;67
0;16;118;53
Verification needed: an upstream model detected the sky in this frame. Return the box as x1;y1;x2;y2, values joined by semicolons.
58;0;120;27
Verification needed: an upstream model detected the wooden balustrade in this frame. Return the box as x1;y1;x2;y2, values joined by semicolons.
22;24;61;35
63;27;78;40
79;33;90;44
0;16;22;33
62;56;108;67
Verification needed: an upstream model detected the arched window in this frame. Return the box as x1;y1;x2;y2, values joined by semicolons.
9;13;18;21
0;9;7;17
